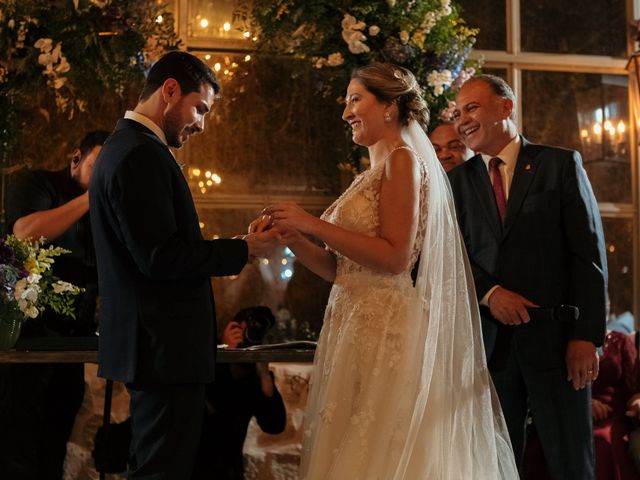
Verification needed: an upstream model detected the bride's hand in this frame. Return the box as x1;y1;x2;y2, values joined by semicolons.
272;222;304;247
265;202;317;235
248;214;272;234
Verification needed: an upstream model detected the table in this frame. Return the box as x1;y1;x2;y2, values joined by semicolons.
0;348;316;364
0;348;315;479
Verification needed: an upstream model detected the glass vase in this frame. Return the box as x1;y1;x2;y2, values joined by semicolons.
0;316;23;350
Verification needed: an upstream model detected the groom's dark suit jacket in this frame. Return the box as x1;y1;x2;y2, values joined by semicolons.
90;119;247;384
448;137;607;367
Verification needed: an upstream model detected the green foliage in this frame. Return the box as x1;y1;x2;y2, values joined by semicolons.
0;0;180;165
241;0;479;134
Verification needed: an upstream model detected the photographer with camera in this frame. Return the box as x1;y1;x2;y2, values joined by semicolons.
192;306;287;480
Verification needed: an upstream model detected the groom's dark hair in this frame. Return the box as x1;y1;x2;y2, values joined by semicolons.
138;51;220;101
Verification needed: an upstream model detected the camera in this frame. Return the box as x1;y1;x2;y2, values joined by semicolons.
235;306;275;347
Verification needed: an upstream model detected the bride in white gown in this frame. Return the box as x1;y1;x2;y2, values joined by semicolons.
265;63;518;479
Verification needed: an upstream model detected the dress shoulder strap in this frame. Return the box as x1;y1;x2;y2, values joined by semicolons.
383;145;419;163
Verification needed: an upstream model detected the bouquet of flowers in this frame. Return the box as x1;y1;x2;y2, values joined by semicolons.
0;235;83;349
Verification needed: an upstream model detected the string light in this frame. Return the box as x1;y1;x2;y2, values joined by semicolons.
200;18;209;28
156;15;163;24
223;22;231;32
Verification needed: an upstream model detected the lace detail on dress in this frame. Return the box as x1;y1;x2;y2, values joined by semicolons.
320;146;429;279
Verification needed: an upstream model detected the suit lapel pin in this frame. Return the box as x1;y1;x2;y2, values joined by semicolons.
525;164;532;171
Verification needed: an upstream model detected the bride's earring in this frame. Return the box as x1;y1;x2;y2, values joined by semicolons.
384;112;391;122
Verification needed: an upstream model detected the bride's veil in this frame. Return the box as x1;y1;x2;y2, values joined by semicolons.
393;121;518;479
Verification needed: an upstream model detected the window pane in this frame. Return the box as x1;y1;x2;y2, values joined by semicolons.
188;0;250;40
522;71;631;204
602;217;633;317
456;0;506;51
521;0;626;57
482;68;508;81
197;207;329;340
183;53;347;197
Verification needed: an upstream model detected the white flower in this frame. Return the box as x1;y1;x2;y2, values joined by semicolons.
369;25;380;36
326;52;344;67
38;52;51;66
34;38;53;53
341;14;370;55
422;12;437;34
427;69;453;96
52;280;75;294
55;56;70;74
341;13;365;32
399;30;409;45
343;30;370;54
313;57;326;69
451;67;475;91
53;77;67;89
439;100;457;122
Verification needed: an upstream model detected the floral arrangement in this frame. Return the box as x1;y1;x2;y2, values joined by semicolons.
0;0;179;165
238;0;479;132
0;235;83;326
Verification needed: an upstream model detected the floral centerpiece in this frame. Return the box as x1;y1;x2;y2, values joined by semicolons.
0;0;179;167
239;0;479;138
0;235;83;350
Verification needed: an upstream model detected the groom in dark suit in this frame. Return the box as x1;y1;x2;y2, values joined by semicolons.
90;51;279;478
448;75;607;479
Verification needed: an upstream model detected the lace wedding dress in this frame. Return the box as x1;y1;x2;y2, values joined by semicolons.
298;122;518;480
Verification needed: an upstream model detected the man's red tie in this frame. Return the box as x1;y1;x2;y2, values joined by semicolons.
489;157;506;222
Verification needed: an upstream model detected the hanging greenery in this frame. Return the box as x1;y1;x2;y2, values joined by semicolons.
0;0;179;166
238;0;479;134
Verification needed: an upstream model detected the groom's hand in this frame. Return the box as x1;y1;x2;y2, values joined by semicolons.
243;229;280;259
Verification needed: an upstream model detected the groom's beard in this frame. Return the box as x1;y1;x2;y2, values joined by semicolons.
164;105;190;148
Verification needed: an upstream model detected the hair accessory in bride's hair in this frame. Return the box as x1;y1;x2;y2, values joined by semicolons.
393;69;403;80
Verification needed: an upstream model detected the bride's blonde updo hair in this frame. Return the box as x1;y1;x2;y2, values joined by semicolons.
351;62;430;131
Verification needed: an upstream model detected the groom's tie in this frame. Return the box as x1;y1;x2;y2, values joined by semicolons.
489;157;506;222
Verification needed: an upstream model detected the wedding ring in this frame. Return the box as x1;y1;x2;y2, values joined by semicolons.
587;369;593;374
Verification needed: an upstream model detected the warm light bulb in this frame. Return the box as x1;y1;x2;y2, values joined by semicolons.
262;259;269;265
199;222;205;229
198;181;205;188
214;63;221;72
200;18;209;28
200;187;206;194
156;15;163;24
593;123;602;136
211;174;221;184
223;22;231;32
204;54;211;60
617;120;626;134
243;31;251;38
205;171;211;178
603;120;613;131
206;180;213;186
580;129;588;139
192;168;201;176
244;54;251;62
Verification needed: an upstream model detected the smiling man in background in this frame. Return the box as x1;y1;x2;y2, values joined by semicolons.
448;74;607;479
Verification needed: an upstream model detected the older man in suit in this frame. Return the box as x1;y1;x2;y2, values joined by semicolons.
90;51;278;478
448;75;607;479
